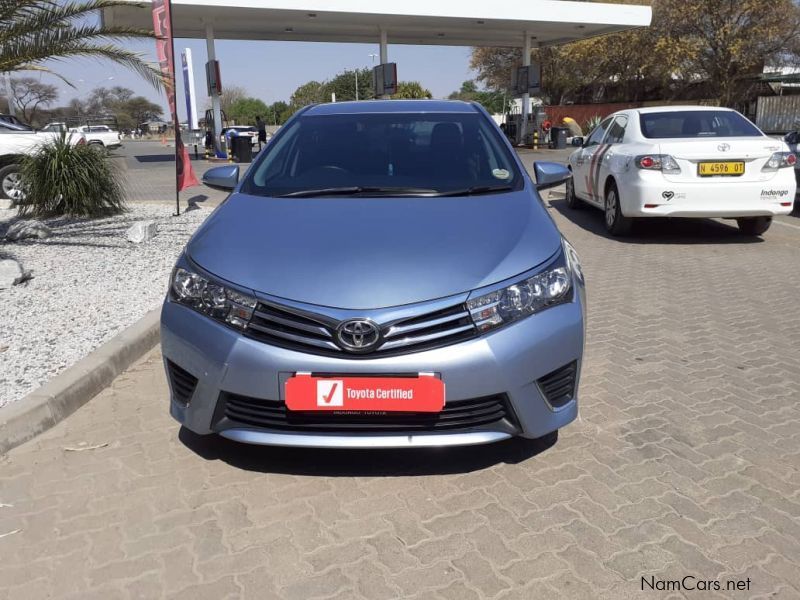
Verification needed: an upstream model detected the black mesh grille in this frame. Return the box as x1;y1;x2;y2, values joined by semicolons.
214;392;520;434
166;361;198;406
537;361;578;408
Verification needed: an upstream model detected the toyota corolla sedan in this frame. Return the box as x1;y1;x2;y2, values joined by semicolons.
566;106;796;236
162;100;585;449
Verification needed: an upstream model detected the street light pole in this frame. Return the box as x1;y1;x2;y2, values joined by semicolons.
355;69;359;101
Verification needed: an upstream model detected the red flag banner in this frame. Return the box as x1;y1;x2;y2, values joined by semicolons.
152;0;199;194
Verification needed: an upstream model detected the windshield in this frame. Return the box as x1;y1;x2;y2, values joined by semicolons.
241;111;521;197
640;110;763;139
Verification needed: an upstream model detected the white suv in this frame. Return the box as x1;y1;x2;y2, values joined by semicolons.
566;106;796;236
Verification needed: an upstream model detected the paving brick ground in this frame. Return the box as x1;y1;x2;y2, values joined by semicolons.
2;162;800;599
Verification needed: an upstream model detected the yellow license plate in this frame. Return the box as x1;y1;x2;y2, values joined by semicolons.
698;161;745;176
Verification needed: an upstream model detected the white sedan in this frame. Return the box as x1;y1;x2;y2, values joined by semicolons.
566;106;796;236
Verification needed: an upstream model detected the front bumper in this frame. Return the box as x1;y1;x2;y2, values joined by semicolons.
160;287;585;449
620;169;796;218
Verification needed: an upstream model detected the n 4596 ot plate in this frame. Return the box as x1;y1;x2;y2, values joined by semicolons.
698;161;744;176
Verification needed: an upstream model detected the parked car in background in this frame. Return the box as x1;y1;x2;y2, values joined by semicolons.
566;106;796;236
163;100;585;449
0;114;33;130
0;123;87;200
221;125;259;148
68;125;122;149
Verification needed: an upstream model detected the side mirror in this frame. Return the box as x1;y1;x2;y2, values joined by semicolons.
784;132;798;145
202;165;239;190
571;136;585;147
534;161;571;191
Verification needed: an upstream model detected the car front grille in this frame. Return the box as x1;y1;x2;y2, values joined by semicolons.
537;361;578;408
213;391;520;434
166;360;198;406
244;300;477;358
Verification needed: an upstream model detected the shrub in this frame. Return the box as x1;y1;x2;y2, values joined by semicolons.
584;114;603;134
18;132;126;218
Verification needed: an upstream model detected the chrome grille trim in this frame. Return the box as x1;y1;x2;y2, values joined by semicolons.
247;322;341;350
244;293;477;356
384;310;470;338
380;323;475;351
251;309;332;337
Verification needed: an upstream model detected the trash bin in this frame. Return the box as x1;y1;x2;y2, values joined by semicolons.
550;127;567;150
232;136;253;163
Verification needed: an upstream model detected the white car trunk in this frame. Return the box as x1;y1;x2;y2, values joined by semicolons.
657;137;783;183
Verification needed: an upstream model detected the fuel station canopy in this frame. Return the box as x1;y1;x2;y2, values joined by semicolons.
102;0;651;48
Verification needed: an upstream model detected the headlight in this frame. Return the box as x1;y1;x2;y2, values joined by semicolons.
170;265;257;329
467;240;579;333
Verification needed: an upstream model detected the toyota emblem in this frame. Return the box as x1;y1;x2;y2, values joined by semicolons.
717;143;731;152
336;319;381;352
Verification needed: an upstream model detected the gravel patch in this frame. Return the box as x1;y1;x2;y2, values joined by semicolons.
0;204;210;408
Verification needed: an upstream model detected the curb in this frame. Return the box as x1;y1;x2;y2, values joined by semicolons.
0;309;161;455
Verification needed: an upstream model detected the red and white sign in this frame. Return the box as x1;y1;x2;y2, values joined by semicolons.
285;374;444;413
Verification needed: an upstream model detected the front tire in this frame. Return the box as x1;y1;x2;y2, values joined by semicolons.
604;182;633;236
0;164;22;201
565;173;582;209
737;216;772;236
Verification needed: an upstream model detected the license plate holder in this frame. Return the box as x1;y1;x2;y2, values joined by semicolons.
697;161;745;177
285;373;445;413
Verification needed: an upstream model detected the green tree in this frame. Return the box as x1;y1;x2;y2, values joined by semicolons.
392;81;433;99
218;84;247;117
228;97;270;125
290;80;325;108
268;100;292;125
322;68;373;102
447;80;510;114
1;0;163;88
118;96;162;129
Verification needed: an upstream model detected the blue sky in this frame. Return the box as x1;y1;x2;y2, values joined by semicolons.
41;38;476;121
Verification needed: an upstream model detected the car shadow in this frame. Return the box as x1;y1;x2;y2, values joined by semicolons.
547;194;764;244
178;427;557;476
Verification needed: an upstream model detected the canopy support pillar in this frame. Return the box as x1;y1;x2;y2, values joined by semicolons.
205;22;223;153
379;28;389;99
520;31;531;145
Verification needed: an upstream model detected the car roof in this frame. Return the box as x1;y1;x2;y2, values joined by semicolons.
634;105;735;115
304;99;478;116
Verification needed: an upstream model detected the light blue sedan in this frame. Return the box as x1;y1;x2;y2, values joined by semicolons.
161;99;585;449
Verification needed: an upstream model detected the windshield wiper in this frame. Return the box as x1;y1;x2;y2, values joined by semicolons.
430;185;515;197
278;186;438;198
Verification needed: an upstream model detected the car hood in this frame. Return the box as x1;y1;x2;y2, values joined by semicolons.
187;191;561;309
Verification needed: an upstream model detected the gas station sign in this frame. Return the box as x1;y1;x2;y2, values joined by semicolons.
372;63;398;97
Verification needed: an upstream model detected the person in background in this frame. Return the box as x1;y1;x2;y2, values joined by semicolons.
256;115;267;149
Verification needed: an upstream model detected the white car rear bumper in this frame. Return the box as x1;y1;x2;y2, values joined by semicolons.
621;170;796;218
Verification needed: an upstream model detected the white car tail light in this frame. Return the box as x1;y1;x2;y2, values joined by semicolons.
635;154;681;174
762;152;797;171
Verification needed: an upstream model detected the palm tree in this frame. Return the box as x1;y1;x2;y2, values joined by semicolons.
0;0;164;89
